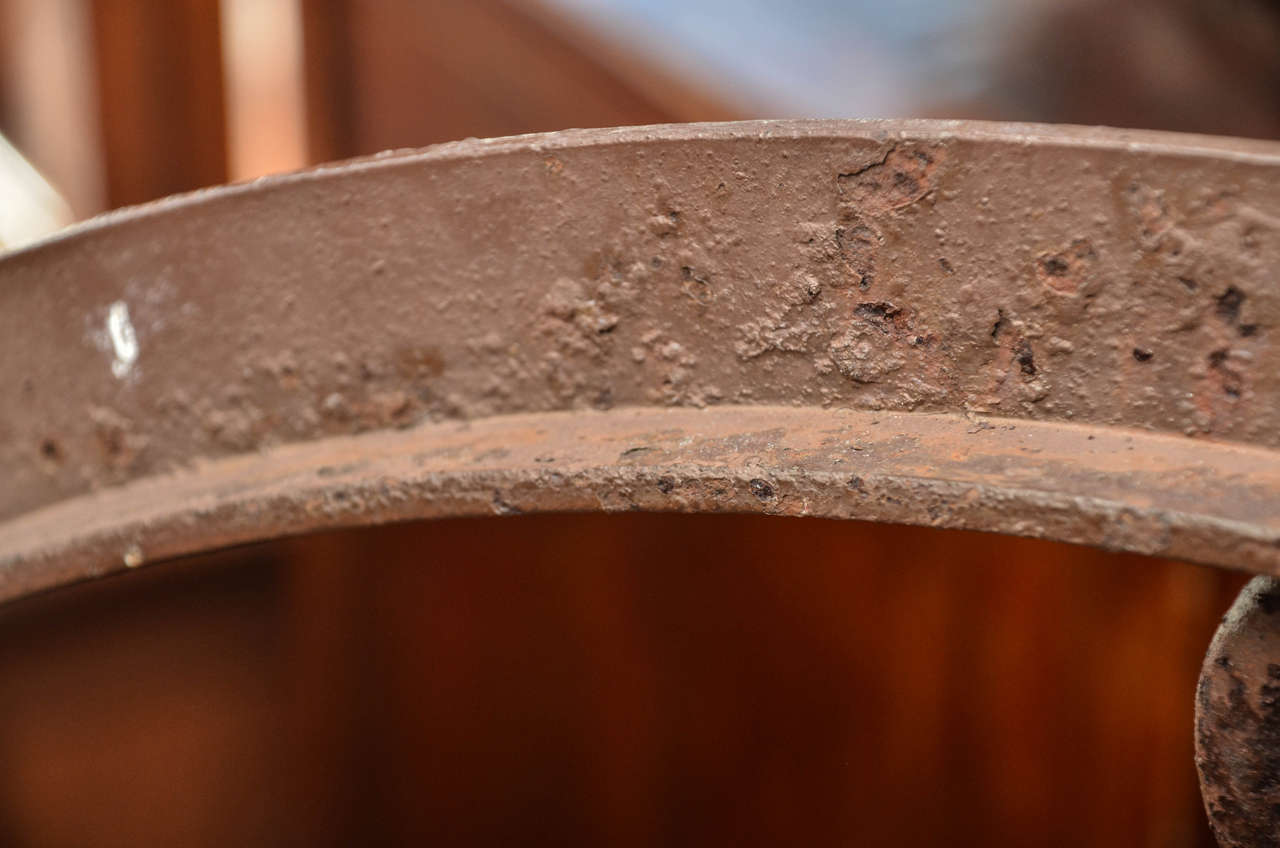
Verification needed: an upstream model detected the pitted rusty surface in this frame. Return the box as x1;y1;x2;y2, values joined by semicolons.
3;405;1280;603
2;119;1280;595
1197;576;1280;848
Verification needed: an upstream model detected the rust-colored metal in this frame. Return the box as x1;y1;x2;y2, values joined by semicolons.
1197;576;1280;848
4;119;1280;591
2;119;1280;843
5;403;1280;601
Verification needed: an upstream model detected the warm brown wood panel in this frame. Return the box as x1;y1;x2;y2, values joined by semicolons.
335;514;1238;847
0;3;10;136
0;548;292;847
89;0;227;207
0;516;1238;846
300;0;735;161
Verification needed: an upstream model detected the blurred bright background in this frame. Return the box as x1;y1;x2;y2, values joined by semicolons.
2;0;1277;241
1;0;1278;845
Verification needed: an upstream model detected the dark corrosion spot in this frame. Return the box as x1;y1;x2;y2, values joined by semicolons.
656;476;675;494
854;301;900;327
39;439;61;462
1216;655;1233;669
848;475;866;493
1015;339;1037;376
1241;324;1260;338
1258;589;1280;615
991;309;1006;341
855;301;900;319
748;479;775;500
1132;347;1153;362
1040;255;1070;277
1178;276;1198;291
1216;286;1246;324
1207;348;1243;398
938;257;954;274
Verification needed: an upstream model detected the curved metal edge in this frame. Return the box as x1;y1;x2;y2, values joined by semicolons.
1195;575;1280;848
3;405;1278;605
9;118;1280;262
5;118;1280;603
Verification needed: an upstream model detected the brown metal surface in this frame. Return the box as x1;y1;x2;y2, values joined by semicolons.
2;119;1280;600
1196;576;1280;847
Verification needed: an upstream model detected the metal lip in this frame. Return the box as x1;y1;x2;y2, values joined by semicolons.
6;118;1280;261
3;405;1278;604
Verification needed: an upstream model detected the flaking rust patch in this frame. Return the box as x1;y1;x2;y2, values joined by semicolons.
837;144;943;219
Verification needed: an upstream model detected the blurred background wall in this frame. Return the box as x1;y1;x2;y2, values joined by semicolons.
1;0;1278;844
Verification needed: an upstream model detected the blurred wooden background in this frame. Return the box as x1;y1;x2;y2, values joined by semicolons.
1;0;1276;844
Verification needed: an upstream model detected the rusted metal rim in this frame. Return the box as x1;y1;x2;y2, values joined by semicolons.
1195;575;1280;848
3;404;1280;604
3;119;1280;602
